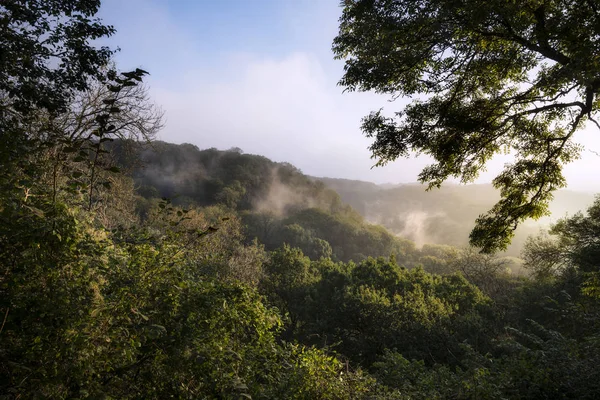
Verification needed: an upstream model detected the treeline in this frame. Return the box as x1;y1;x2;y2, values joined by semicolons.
112;141;343;212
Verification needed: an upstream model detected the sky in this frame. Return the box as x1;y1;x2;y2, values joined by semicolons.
98;0;600;191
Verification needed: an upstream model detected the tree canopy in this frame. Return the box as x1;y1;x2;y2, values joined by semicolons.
333;0;600;252
0;0;115;116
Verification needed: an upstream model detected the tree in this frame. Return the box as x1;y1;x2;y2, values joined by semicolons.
550;196;600;274
262;244;312;303
57;77;164;143
0;0;115;116
333;0;600;253
0;0;120;223
522;231;569;281
523;196;600;294
448;247;512;298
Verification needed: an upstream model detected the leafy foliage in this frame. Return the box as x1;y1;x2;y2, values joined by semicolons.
0;0;115;115
524;196;600;285
0;206;373;398
264;255;492;367
333;0;600;252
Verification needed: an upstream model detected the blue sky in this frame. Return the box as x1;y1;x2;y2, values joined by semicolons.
100;0;340;82
97;0;600;191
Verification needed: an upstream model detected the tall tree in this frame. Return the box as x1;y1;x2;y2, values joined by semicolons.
333;0;600;252
0;0;118;206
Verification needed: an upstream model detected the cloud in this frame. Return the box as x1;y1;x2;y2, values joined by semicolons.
98;0;600;192
150;51;432;183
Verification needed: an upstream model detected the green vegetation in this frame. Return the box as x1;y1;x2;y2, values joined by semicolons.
2;1;600;398
111;140;418;263
333;0;600;252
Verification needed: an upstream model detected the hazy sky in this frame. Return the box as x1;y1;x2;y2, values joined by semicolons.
99;0;600;191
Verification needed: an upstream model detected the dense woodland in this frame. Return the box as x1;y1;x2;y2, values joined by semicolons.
3;1;600;399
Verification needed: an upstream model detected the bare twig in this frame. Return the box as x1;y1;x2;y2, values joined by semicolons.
0;307;9;335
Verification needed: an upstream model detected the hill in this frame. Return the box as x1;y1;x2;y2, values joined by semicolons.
316;178;596;256
110;141;417;263
112;141;595;260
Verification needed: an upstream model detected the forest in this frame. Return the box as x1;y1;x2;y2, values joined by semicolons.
2;1;600;399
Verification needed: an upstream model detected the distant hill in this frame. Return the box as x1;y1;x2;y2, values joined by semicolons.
316;178;596;257
110;141;416;263
110;141;594;259
111;141;345;214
